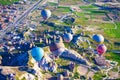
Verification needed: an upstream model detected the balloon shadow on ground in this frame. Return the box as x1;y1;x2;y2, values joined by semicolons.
18;66;36;75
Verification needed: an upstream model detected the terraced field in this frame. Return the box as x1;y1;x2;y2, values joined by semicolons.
104;22;120;38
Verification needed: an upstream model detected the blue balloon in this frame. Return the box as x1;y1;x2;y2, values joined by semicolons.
63;33;73;43
92;34;104;43
31;47;44;61
41;9;51;20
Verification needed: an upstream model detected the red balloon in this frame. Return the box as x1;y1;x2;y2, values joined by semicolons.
97;44;107;55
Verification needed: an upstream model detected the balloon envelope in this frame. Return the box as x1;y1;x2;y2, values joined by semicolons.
97;44;107;55
31;47;44;61
41;9;51;20
63;33;73;43
49;42;65;55
92;34;104;43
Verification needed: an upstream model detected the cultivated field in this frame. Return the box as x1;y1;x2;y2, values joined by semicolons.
0;0;19;5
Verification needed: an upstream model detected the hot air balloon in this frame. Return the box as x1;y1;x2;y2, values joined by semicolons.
63;33;73;43
41;9;51;20
92;34;104;43
31;47;57;72
97;44;107;56
49;42;65;56
31;47;44;61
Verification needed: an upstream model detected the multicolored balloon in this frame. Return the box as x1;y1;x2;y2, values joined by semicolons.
92;34;104;43
49;42;65;56
31;47;44;61
97;44;107;55
63;33;73;43
41;9;51;20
